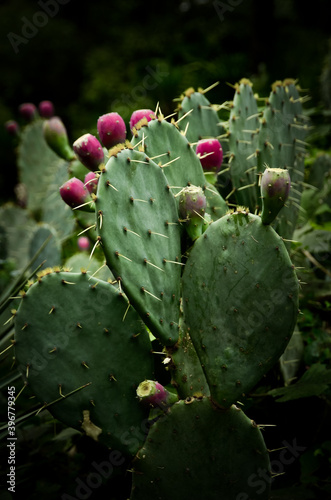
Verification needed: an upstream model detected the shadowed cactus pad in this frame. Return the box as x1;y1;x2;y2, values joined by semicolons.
14;271;153;456
130;397;271;500
182;211;299;407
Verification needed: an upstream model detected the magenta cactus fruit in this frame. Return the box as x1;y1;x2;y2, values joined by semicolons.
59;177;90;209
97;112;127;149
5;120;20;136
196;138;223;173
136;380;178;409
38;100;54;118
18;102;37;122
260;167;291;225
77;236;90;251
84;171;98;194
43;117;75;161
73;133;104;172
129;109;156;131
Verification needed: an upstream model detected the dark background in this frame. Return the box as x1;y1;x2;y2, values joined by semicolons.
1;0;331;203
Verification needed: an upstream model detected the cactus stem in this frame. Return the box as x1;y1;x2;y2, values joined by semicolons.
123;227;141;238
115;251;132;262
160;157;180;168
144;259;165;272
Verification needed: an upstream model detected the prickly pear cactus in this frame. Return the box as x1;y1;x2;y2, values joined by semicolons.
9;77;309;499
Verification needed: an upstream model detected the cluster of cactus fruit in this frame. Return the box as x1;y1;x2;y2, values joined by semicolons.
9;78;310;499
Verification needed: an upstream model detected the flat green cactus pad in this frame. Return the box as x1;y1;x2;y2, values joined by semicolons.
130;397;271;500
182;211;299;407
14;270;153;456
96;147;182;346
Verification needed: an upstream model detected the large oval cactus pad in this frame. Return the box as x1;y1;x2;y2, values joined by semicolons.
14;271;153;456
130;398;270;500
96;148;182;346
182;212;299;407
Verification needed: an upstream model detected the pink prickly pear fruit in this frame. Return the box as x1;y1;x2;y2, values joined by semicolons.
5;120;20;136
97;112;127;148
43;117;75;161
59;177;90;209
38;100;55;118
73;133;104;172
77;236;90;251
84;171;98;194
18;102;37;122
260;167;291;225
178;185;208;241
136;380;178;409
129;109;156;131
196;138;223;174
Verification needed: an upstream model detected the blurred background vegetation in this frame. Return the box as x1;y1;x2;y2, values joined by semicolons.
1;0;331;203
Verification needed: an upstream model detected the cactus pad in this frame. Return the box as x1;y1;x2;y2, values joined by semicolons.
14;271;153;456
182;211;299;407
96;147;182;346
130;397;270;500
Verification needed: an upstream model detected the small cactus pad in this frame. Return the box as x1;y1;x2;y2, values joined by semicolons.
14;271;154;456
130;397;270;500
176;88;221;143
96;147;182;346
182;211;299;407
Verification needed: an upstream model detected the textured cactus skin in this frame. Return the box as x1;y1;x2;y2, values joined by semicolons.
14;271;153;456
131;116;227;222
96;147;182;346
182;211;299;407
176;88;221;143
131;397;270;500
227;79;260;212
258;80;309;240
